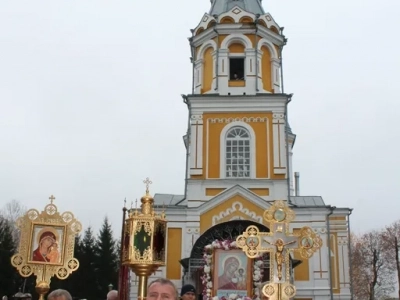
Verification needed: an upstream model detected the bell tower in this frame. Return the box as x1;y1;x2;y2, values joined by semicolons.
183;0;295;207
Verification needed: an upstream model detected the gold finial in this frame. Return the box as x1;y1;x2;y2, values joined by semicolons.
143;177;152;195
49;195;56;204
124;198;127;208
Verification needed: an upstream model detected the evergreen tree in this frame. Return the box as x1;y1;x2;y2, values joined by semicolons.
94;217;118;299
0;217;18;297
73;227;99;300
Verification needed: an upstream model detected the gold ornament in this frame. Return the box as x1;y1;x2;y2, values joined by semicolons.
11;195;82;300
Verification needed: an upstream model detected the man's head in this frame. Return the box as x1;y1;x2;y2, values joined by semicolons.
147;278;178;300
47;289;72;300
180;284;196;300
107;290;118;300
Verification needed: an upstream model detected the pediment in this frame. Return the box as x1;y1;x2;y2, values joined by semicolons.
197;185;271;233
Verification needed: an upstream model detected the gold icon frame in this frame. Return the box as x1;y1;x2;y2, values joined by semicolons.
11;196;82;289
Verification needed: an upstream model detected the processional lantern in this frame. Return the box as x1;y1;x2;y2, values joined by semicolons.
236;200;323;300
11;195;82;300
122;178;167;300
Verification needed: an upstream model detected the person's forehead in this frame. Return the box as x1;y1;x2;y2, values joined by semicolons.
149;283;175;295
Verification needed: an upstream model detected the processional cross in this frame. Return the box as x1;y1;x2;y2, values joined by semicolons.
236;200;323;300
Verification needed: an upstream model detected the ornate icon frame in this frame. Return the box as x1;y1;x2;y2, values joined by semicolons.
11;196;82;285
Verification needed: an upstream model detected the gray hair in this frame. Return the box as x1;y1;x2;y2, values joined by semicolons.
148;278;178;300
47;289;72;300
106;290;118;300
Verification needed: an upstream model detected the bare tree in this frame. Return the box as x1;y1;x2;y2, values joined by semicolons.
382;220;400;300
351;231;395;300
0;199;26;244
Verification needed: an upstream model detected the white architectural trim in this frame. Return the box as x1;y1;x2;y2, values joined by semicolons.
211;201;263;225
195;185;271;215
197;39;218;58
221;33;252;49
189;114;204;175
219;121;256;178
257;38;278;59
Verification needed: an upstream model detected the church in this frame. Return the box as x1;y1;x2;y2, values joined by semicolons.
129;0;352;299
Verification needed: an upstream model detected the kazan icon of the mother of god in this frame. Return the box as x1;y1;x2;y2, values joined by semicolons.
31;227;61;264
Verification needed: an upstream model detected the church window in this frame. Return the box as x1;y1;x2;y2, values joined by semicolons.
225;127;251;178
229;58;245;80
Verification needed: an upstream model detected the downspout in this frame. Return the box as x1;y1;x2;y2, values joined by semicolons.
181;94;191;203
284;95;292;204
254;14;260;92
279;27;287;94
189;30;195;94
327;206;336;300
280;27;292;205
213;18;219;91
347;209;354;300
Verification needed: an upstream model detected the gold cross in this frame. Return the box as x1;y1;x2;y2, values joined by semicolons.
236;200;323;297
49;195;56;204
143;177;152;194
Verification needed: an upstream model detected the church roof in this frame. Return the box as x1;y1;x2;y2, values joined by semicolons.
154;193;326;207
154;193;185;206
209;0;265;16
290;196;326;207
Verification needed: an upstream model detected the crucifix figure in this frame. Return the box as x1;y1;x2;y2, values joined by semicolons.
265;238;296;280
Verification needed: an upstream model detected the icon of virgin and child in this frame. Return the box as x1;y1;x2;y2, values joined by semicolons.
217;255;247;290
31;227;62;264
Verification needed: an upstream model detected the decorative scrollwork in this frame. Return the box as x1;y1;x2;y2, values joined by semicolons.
27;209;39;221
62;212;74;223
45;204;57;215
67;259;79;271
12;255;24;266
56;267;69;279
21;265;33;276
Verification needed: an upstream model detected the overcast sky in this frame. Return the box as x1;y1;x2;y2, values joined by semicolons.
1;0;399;236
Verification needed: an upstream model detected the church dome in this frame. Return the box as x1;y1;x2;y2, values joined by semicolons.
209;0;265;16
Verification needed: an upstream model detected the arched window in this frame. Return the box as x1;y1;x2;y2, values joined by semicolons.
225;127;251;178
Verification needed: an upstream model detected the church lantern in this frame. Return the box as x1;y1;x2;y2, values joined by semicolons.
122;178;167;300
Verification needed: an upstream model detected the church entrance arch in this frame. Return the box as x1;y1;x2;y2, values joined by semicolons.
186;220;271;293
190;220;270;259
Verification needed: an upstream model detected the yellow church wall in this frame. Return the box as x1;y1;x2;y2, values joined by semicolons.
293;229;310;281
205;188;226;196
200;194;265;234
202;47;214;93
261;46;272;92
203;112;272;178
228;43;245;53
166;228;182;280
249;188;269;196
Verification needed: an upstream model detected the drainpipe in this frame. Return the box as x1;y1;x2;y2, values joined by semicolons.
181;94;191;203
294;172;300;196
284;94;293;204
347;208;354;300
213;16;219;91
189;29;195;94
279;27;287;94
327;206;336;300
254;14;260;92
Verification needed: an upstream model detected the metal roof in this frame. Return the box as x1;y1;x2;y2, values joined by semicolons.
209;0;265;16
290;196;326;207
154;193;185;206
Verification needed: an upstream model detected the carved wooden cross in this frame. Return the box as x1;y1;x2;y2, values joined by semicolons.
236;200;323;300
